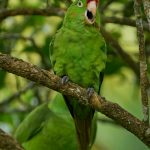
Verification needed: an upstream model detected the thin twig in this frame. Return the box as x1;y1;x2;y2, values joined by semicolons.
134;0;149;124
0;7;65;21
142;0;150;30
97;117;121;127
0;53;150;147
102;16;149;31
65;0;72;6
0;82;35;108
0;33;49;68
0;108;32;114
99;0;113;13
100;27;140;76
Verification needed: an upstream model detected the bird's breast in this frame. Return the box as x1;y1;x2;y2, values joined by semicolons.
52;28;106;91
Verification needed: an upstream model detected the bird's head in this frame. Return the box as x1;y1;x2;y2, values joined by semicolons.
63;0;100;29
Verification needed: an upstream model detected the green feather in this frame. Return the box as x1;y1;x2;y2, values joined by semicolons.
14;103;50;144
50;2;107;92
14;94;79;150
50;0;107;149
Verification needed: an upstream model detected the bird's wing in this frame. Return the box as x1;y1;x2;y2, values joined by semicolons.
14;103;51;143
98;38;107;94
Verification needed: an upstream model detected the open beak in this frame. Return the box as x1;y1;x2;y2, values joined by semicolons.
85;0;98;24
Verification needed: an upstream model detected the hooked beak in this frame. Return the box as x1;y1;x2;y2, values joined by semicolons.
85;0;98;24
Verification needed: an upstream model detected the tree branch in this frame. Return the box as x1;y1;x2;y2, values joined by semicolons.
0;33;49;68
99;0;113;13
102;16;149;31
0;7;65;21
1;7;149;32
142;0;150;30
0;53;150;147
97;117;121;127
100;27;140;76
134;0;149;124
0;82;35;108
0;128;24;150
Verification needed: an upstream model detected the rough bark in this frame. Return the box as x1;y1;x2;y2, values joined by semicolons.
0;129;24;150
0;53;150;147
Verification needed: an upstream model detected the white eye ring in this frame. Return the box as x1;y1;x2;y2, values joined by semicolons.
77;0;83;7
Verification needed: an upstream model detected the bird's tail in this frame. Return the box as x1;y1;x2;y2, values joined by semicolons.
63;96;96;150
74;115;93;150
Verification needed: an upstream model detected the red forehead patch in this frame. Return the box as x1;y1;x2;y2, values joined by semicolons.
87;0;99;4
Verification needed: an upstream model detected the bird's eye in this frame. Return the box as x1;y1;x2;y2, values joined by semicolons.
77;0;83;7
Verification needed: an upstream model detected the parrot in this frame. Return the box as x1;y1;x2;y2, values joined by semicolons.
50;0;107;150
14;93;79;150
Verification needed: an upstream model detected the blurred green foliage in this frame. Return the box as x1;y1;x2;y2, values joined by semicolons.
0;0;149;150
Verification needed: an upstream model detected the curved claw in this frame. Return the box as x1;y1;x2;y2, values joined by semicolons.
87;87;94;98
61;76;69;85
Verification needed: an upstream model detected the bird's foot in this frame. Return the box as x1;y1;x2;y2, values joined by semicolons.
61;76;69;85
87;87;94;98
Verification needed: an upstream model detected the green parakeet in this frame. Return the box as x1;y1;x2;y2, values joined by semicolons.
50;0;107;150
14;93;79;150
